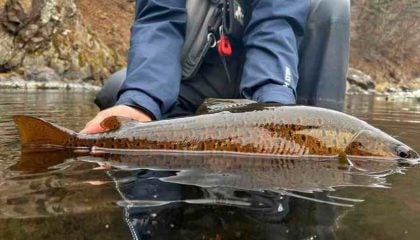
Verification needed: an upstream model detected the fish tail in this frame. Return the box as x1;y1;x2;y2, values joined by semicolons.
13;115;75;151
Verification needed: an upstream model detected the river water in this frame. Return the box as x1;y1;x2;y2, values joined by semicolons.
0;89;419;240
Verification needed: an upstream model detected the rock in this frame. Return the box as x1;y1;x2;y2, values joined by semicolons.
0;0;120;83
385;87;399;93
0;31;14;66
367;89;378;95
400;85;411;92
413;89;420;98
347;68;376;90
23;67;60;82
9;75;26;85
346;82;368;95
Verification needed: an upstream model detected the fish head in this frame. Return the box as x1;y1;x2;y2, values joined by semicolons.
346;129;419;161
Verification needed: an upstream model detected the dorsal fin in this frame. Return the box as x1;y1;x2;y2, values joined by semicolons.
99;116;140;132
196;98;288;114
13;115;75;150
196;98;257;114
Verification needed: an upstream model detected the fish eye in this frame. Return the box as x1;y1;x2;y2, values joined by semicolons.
395;145;410;158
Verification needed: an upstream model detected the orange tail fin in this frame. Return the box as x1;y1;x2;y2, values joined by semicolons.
13;115;75;151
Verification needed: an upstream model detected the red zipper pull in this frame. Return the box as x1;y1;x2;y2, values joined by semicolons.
218;26;233;57
218;35;232;56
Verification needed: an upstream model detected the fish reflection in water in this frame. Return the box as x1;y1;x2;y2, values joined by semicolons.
0;152;401;217
1;149;407;239
84;152;399;205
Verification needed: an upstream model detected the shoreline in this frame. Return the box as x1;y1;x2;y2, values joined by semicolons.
0;79;101;91
1;79;418;103
1;74;418;102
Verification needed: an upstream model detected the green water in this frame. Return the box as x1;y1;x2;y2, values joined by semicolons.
0;89;419;240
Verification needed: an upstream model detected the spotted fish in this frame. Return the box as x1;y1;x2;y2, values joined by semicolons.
13;104;419;162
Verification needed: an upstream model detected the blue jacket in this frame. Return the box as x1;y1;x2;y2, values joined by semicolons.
117;0;310;120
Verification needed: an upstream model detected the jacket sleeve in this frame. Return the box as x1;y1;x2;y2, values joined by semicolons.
240;0;310;105
116;0;187;120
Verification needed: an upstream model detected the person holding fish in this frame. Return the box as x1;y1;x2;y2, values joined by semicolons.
81;0;351;134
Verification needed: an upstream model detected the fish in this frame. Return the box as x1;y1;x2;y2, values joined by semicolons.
13;103;419;163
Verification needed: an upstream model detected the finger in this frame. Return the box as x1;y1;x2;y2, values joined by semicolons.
80;123;106;134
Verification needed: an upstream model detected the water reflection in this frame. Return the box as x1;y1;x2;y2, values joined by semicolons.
1;152;348;239
0;148;407;239
0;90;419;240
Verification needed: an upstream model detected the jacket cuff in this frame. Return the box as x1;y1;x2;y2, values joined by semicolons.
251;83;296;105
116;90;161;120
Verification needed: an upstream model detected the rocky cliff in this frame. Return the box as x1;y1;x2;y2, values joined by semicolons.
0;0;123;83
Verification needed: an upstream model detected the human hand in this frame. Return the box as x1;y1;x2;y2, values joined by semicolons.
80;105;152;134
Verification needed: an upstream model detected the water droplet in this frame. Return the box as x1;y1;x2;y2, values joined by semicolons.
170;224;175;228
153;195;158;198
150;213;157;218
277;204;284;212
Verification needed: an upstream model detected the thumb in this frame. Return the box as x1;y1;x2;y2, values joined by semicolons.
80;116;106;134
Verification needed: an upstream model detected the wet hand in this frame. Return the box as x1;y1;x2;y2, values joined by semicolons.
80;105;152;134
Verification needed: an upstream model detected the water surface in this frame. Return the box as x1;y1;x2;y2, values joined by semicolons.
0;90;419;240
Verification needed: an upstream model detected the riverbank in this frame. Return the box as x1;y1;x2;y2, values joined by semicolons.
0;78;100;91
0;67;100;91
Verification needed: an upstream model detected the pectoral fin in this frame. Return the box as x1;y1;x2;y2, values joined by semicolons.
99;116;141;132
